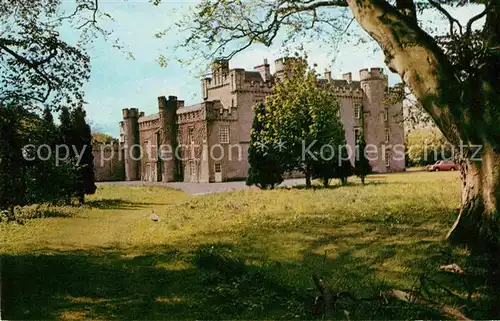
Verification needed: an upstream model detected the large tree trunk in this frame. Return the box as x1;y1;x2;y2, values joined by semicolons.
448;145;500;250
347;0;500;248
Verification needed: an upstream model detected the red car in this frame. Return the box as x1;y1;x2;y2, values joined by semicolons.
427;160;459;171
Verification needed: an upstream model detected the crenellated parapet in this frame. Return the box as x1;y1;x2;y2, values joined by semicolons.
138;113;160;131
122;107;139;119
206;100;238;121
177;103;207;124
359;67;385;81
331;86;364;99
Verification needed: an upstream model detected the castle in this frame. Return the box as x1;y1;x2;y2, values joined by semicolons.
117;58;405;183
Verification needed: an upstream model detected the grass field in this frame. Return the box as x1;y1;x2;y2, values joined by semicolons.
1;171;496;319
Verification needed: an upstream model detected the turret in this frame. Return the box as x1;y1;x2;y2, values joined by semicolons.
359;67;389;172
274;57;304;81
122;108;140;181
158;95;180;182
324;69;332;81
211;59;229;86
343;72;352;83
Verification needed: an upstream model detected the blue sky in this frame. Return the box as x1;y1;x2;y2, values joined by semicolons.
67;1;483;137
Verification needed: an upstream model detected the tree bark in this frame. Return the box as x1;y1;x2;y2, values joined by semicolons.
305;164;312;189
448;145;500;250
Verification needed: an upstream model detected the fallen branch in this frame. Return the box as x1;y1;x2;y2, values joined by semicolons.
383;289;471;321
312;273;472;320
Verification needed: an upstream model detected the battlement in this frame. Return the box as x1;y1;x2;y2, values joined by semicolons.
122;108;139;119
331;86;364;98
360;67;385;81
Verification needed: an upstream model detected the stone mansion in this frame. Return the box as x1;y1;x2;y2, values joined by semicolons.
117;58;405;183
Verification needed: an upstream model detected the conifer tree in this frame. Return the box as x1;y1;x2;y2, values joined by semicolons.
0;105;26;221
246;103;284;189
70;106;96;205
354;134;372;185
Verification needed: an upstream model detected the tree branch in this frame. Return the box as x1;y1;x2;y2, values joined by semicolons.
428;0;463;36
466;5;488;37
277;0;348;15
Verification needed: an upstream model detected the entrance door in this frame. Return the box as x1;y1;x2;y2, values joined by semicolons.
214;163;222;182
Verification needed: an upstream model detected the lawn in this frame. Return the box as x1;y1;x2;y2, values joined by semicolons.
1;171;496;319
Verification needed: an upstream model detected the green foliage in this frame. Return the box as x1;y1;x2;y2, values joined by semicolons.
354;134;372;184
406;128;453;166
260;58;350;188
246;103;284;189
70;106;97;203
92;132;115;144
0;103;97;220
0;106;26;219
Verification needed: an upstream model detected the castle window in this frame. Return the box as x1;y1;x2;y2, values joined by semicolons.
354;127;362;141
214;163;221;173
354;103;361;119
385;151;391;167
219;125;230;144
144;140;151;159
189;161;196;177
188;126;194;143
384;107;389;121
385;128;390;143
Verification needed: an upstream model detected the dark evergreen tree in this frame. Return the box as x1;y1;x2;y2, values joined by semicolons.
0;105;26;222
70;106;96;205
246;103;284;189
330;146;353;186
354;134;372;185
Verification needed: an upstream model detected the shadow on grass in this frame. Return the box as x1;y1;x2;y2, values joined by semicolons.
1;244;313;320
3;236;499;320
285;181;389;191
85;199;162;210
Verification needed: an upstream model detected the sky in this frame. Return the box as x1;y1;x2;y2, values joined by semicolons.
63;1;484;137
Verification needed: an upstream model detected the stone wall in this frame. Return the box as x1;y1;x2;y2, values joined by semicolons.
92;143;124;181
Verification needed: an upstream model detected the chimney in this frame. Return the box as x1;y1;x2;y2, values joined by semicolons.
343;72;352;83
254;58;271;82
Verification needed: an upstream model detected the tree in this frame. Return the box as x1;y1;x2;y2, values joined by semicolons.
263;58;346;189
406;128;453;167
174;0;500;249
0;105;26;221
246;103;285;189
92;132;115;144
22;109;78;205
70;106;97;205
354;133;372;184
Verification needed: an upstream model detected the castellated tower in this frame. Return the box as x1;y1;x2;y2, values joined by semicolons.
274;57;304;81
158;95;180;182
122;108;140;180
360;67;401;172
